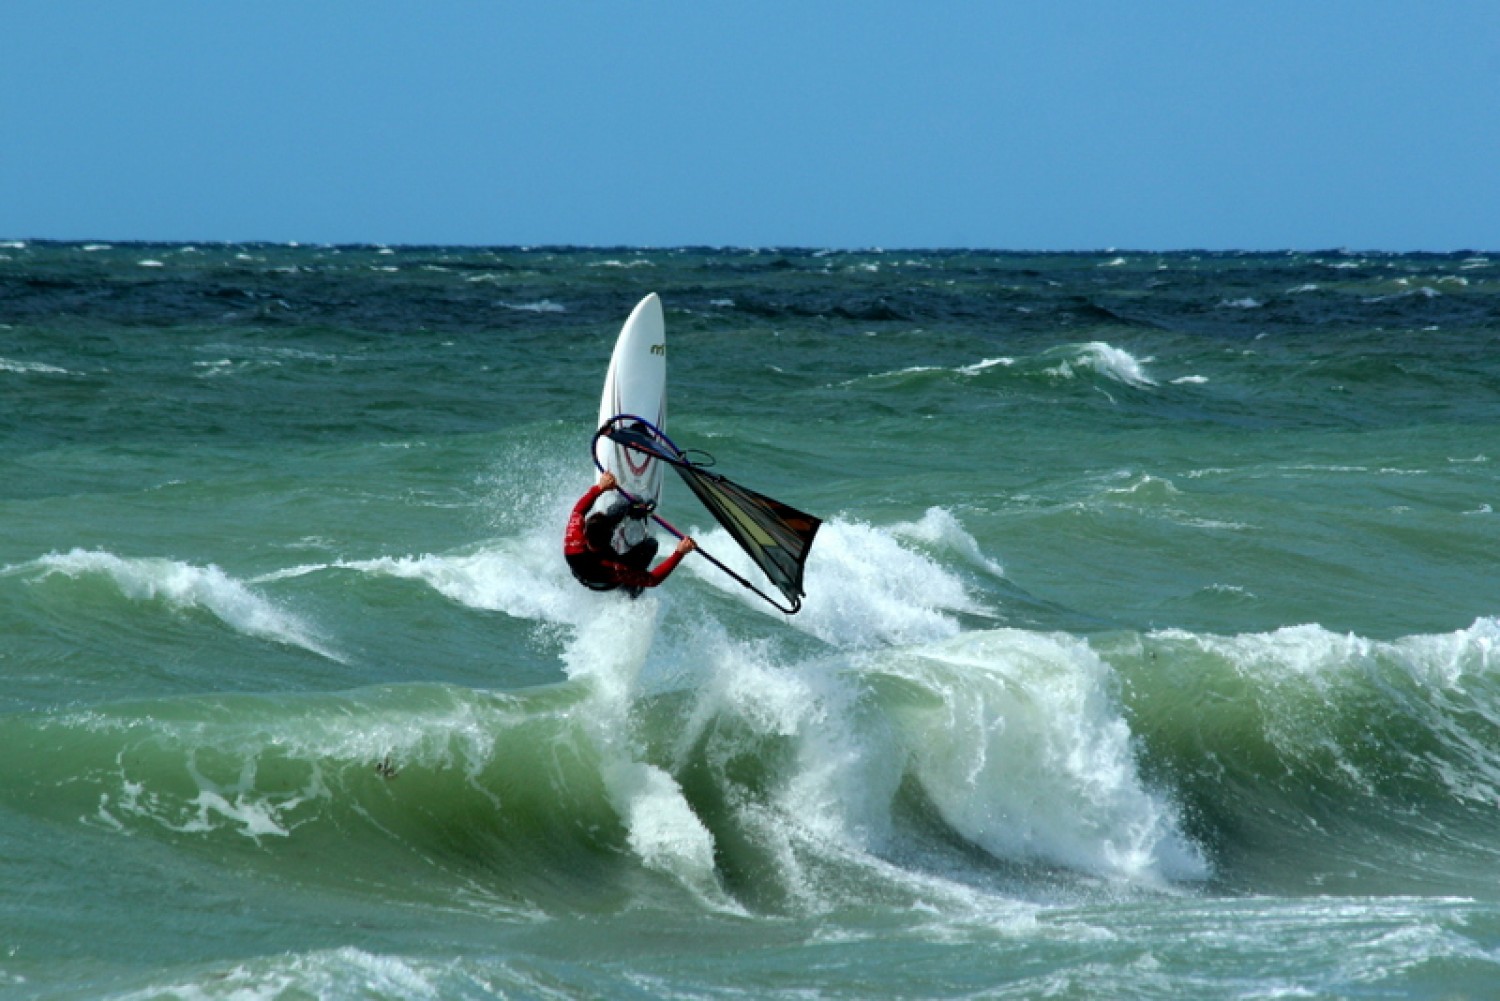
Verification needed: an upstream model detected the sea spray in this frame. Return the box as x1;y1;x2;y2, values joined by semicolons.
561;596;725;902
685;515;984;647
656;622;907;911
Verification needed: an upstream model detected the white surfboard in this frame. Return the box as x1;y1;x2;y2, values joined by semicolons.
592;293;667;548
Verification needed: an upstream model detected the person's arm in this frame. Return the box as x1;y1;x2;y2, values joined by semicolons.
641;537;696;587
595;537;696;589
563;479;611;554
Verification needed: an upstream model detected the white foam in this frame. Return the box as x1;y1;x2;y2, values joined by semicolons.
890;506;1005;578
656;625;912;911
604;758;720;892
957;357;1014;376
108;947;447;1001
498;299;566;313
1220;297;1263;309
0;357;71;375
30;549;340;661
1364;287;1441;303
1394;617;1499;689
561;583;734;905
878;628;1207;883
1153;618;1500;800
1049;342;1158;388
98;737;325;842
342;539;600;630
690;514;981;648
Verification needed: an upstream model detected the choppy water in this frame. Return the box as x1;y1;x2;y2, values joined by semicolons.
3;241;1499;999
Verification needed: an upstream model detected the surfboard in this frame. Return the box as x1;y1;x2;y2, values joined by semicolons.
592;293;667;550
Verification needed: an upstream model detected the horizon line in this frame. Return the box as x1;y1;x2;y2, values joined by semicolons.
4;238;1495;257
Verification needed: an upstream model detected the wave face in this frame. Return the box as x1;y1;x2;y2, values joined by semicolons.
3;244;1499;999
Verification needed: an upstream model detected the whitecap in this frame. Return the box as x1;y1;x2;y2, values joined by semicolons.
833;365;940;387
876;628;1208;883
745;514;984;648
1363;287;1441;303
0;357;71;375
1049;342;1158;388
193;359;241;377
957;357;1014;376
499;299;567;313
137;259;164;268
890;506;1005;578
28;549;341;661
341;546;587;627
603;758;720;893
1219;297;1263;309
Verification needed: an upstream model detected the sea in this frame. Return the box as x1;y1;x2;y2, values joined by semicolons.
2;241;1498;1000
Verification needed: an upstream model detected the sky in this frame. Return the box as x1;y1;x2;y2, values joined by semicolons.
3;2;1498;251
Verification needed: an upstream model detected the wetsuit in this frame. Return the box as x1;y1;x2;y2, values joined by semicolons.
563;483;688;591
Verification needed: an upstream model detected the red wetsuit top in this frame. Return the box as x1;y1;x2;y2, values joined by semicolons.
563;483;687;590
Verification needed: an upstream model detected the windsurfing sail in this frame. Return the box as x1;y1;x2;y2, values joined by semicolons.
595;415;821;613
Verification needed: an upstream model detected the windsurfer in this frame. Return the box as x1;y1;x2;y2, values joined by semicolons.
564;471;695;592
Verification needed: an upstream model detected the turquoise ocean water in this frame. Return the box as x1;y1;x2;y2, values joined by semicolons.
2;242;1498;999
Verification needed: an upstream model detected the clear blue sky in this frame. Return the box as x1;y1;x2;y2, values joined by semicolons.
4;2;1497;251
